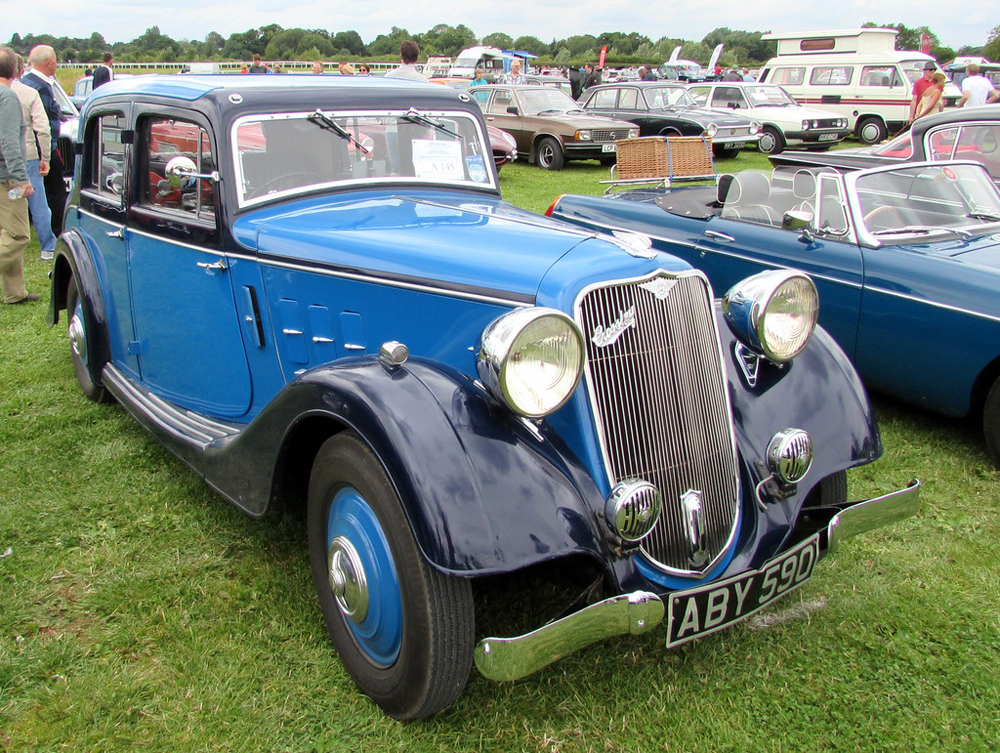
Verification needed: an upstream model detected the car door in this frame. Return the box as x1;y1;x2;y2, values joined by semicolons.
125;111;253;418
692;171;864;355
483;88;530;154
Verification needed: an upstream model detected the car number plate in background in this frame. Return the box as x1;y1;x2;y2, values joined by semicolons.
665;533;820;647
602;143;617;153
818;133;838;141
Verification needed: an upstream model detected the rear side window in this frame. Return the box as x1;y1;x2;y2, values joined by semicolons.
488;89;514;114
810;67;852;86
861;66;902;87
588;88;619;108
770;67;805;86
87;113;127;200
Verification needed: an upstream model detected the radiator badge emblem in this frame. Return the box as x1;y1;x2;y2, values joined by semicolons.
639;277;678;300
591;306;636;347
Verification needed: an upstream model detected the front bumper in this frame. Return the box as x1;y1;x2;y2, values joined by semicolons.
565;142;620;160
785;129;850;145
474;478;920;682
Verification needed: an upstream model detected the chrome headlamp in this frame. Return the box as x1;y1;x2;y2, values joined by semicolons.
749;121;761;135
705;123;719;138
575;130;593;141
723;270;818;362
478;308;585;418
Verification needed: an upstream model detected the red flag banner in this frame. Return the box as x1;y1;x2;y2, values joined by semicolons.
599;46;608;68
921;33;931;54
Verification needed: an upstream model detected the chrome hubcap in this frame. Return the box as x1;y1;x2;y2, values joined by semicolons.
68;314;87;362
328;535;369;623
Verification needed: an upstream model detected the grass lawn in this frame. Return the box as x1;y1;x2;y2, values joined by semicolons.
2;151;999;751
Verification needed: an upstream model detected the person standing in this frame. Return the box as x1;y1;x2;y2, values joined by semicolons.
909;62;938;123
312;61;324;75
500;60;526;85
248;55;267;74
958;64;1000;107
384;41;427;81
583;63;601;90
21;45;67;237
914;72;947;121
0;46;38;305
470;67;488;87
12;54;54;260
92;52;113;89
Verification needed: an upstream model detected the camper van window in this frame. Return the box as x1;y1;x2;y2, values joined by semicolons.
810;66;852;86
861;66;901;87
771;67;805;86
800;38;836;52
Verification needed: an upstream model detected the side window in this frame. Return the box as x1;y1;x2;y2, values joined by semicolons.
713;87;744;109
488;89;514;114
688;87;710;106
928;127;959;160
471;89;490;105
861;66;901;87
810;66;852;85
589;88;619;108
87;113;127;199
816;173;849;236
771;67;805;86
619;88;639;109
142;117;216;221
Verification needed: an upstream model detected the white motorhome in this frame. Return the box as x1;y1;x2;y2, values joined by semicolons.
449;46;507;80
758;28;960;143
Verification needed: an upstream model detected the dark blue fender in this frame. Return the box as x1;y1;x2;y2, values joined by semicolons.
47;228;112;389
187;358;610;578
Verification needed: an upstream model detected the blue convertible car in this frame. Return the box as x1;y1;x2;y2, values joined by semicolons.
548;160;1000;465
50;75;917;719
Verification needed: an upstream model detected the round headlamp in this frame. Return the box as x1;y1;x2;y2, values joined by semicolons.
750;121;761;135
576;130;593;141
478;308;585;418
723;270;819;362
706;123;719;137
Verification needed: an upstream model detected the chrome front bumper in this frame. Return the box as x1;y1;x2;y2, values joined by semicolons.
474;479;920;682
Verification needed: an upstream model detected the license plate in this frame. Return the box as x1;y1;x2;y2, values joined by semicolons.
602;143;617;153
665;533;820;648
818;133;838;142
726;141;746;149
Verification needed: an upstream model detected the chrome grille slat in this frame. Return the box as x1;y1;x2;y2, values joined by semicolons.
577;272;740;576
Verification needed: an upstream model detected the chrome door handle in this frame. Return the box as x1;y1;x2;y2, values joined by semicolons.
704;229;735;243
105;228;124;238
197;259;229;273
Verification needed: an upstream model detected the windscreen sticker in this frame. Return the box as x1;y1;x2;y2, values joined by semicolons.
465;155;489;183
411;139;464;179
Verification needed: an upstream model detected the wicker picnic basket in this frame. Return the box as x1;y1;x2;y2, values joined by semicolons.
613;135;715;182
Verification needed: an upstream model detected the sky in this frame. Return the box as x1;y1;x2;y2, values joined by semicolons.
8;0;997;52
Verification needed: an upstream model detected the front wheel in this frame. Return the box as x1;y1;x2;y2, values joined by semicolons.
307;433;474;720
856;117;887;145
757;127;785;155
983;377;1000;469
713;145;742;159
535;136;565;170
67;276;111;403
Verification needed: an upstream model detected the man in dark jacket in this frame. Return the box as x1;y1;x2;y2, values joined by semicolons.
21;44;66;237
92;52;113;89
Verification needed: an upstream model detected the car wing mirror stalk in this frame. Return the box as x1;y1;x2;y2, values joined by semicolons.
165;155;221;185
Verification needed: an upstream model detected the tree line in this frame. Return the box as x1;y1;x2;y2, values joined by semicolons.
6;22;996;68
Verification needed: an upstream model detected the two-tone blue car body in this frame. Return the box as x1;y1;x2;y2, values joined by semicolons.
49;75;918;720
548;161;1000;466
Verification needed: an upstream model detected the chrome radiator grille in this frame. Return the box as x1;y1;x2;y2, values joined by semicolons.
593;128;636;142
576;272;740;576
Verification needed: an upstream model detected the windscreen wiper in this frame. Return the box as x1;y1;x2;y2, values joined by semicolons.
308;109;371;155
966;211;1000;222
872;225;972;238
403;108;462;140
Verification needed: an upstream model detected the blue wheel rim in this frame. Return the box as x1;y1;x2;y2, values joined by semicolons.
327;486;403;666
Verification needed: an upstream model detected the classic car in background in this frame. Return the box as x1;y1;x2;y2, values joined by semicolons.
50;74;917;720
548;160;1000;465
470;84;638;169
768;106;1000;184
426;78;519;170
686;82;850;154
577;82;761;159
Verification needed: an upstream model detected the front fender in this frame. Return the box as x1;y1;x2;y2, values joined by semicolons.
47;228;111;389
212;357;608;577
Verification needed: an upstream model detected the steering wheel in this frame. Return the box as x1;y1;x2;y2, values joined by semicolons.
261;171;322;194
863;204;905;229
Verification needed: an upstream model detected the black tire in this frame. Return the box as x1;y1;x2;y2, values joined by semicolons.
856;117;887;145
535;136;565;170
307;433;474;720
757;126;785;155
67;276;111;403
658;128;682;138
983;377;1000;469
713;145;742;159
599;154;617;166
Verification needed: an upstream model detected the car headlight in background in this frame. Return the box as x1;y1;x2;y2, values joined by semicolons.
722;270;818;362
478;308;585;417
628;127;640;138
575;130;593;141
801;120;811;131
705;123;719;138
749;121;761;135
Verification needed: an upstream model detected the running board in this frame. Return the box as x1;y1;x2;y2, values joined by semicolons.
102;364;242;451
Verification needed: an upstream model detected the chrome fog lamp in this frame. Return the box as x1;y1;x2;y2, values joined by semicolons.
767;428;813;483
478;308;585;418
605;480;661;542
723;270;819;362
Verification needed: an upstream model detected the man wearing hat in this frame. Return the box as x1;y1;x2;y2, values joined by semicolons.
909;62;940;123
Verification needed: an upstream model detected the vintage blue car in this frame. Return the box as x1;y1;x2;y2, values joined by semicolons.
548;160;1000;465
49;75;918;719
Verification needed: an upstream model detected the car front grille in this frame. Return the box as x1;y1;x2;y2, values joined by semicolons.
715;127;752;139
593;128;636;142
815;119;841;129
576;271;740;577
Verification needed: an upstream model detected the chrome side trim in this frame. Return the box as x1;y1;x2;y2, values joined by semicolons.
474;591;664;682
827;478;921;553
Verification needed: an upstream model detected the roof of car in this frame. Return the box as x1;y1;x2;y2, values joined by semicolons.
912;105;1000;130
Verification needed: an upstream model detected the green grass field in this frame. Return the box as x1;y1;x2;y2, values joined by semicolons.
2;153;999;751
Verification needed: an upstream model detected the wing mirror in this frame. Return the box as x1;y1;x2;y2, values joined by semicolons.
165;155;220;188
782;210;815;243
506;106;519;115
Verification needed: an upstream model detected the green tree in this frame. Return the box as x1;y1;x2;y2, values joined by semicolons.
512;36;547;56
985;25;1000;61
482;32;514;49
332;31;365;56
368;27;412;58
